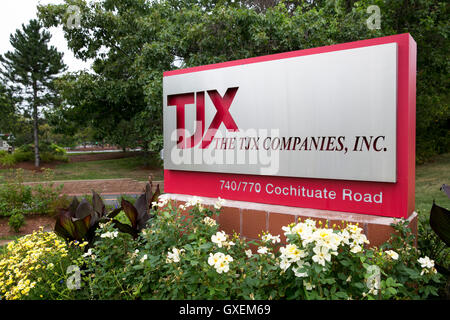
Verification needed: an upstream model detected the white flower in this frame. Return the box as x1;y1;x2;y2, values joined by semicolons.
293;223;314;240
365;265;380;293
167;247;185;263
418;256;437;275
185;196;203;208
281;225;294;236
350;243;363;254
257;246;269;255
312;246;331;266
214;197;226;209
347;224;363;234
222;254;234;263
245;249;253;258
215;260;230;273
224;241;235;249
261;233;281;244
100;231;119;239
292;260;310;278
313;228;341;251
303;280;316;291
208;252;233;274
211;231;228;248
83;249;93;258
279;244;307;263
202;217;217;227
279;258;291;272
140;254;148;263
418;256;434;269
304;219;317;227
208;252;225;267
385;250;399;260
157;195;170;207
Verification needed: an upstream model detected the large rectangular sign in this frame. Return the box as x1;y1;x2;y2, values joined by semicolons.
163;34;416;219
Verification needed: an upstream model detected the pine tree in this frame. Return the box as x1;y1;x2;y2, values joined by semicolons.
0;80;15;133
0;19;66;167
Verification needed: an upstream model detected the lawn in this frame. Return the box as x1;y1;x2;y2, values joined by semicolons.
415;152;450;214
50;155;163;181
0;152;163;183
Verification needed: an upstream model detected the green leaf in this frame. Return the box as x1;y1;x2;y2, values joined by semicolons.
387;287;397;296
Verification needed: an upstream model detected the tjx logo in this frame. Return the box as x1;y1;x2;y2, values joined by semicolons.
167;87;239;149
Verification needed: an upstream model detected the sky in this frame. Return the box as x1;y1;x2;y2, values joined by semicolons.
0;0;92;72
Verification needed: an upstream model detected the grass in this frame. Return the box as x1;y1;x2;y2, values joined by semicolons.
415;152;450;214
50;155;163;181
0;153;163;183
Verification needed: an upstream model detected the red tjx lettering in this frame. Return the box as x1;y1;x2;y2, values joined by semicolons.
167;87;239;149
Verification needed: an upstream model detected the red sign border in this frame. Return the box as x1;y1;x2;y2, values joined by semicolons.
163;33;416;219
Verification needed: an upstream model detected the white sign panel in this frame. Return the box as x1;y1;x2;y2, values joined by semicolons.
163;43;398;182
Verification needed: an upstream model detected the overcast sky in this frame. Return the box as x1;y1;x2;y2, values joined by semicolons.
0;0;92;72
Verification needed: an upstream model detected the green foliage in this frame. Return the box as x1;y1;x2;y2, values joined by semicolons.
1;196;447;300
0;153;16;167
26;196;442;300
0;169;63;217
379;219;444;299
11;150;33;163
0;19;67;167
3;142;68;164
36;0;449;161
8;211;25;233
417;211;450;274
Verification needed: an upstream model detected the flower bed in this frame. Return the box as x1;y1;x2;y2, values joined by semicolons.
0;196;445;300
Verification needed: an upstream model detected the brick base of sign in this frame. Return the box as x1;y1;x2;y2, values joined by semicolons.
165;193;418;248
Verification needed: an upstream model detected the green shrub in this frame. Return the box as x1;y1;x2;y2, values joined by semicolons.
0;169;63;217
52;154;69;162
0;153;16;167
8;212;25;233
13;142;67;164
0;170;33;216
1;196;446;300
12;150;33;163
39;152;54;163
50;143;66;155
76;197;445;300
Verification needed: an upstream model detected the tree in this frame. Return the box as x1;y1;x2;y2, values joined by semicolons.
37;0;449;162
0;19;67;167
0;80;16;133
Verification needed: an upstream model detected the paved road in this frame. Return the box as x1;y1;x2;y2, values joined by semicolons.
102;193;141;207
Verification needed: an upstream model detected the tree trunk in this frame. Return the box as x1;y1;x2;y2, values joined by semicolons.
32;80;39;168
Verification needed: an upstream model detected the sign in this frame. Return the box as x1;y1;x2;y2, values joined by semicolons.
163;33;416;219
